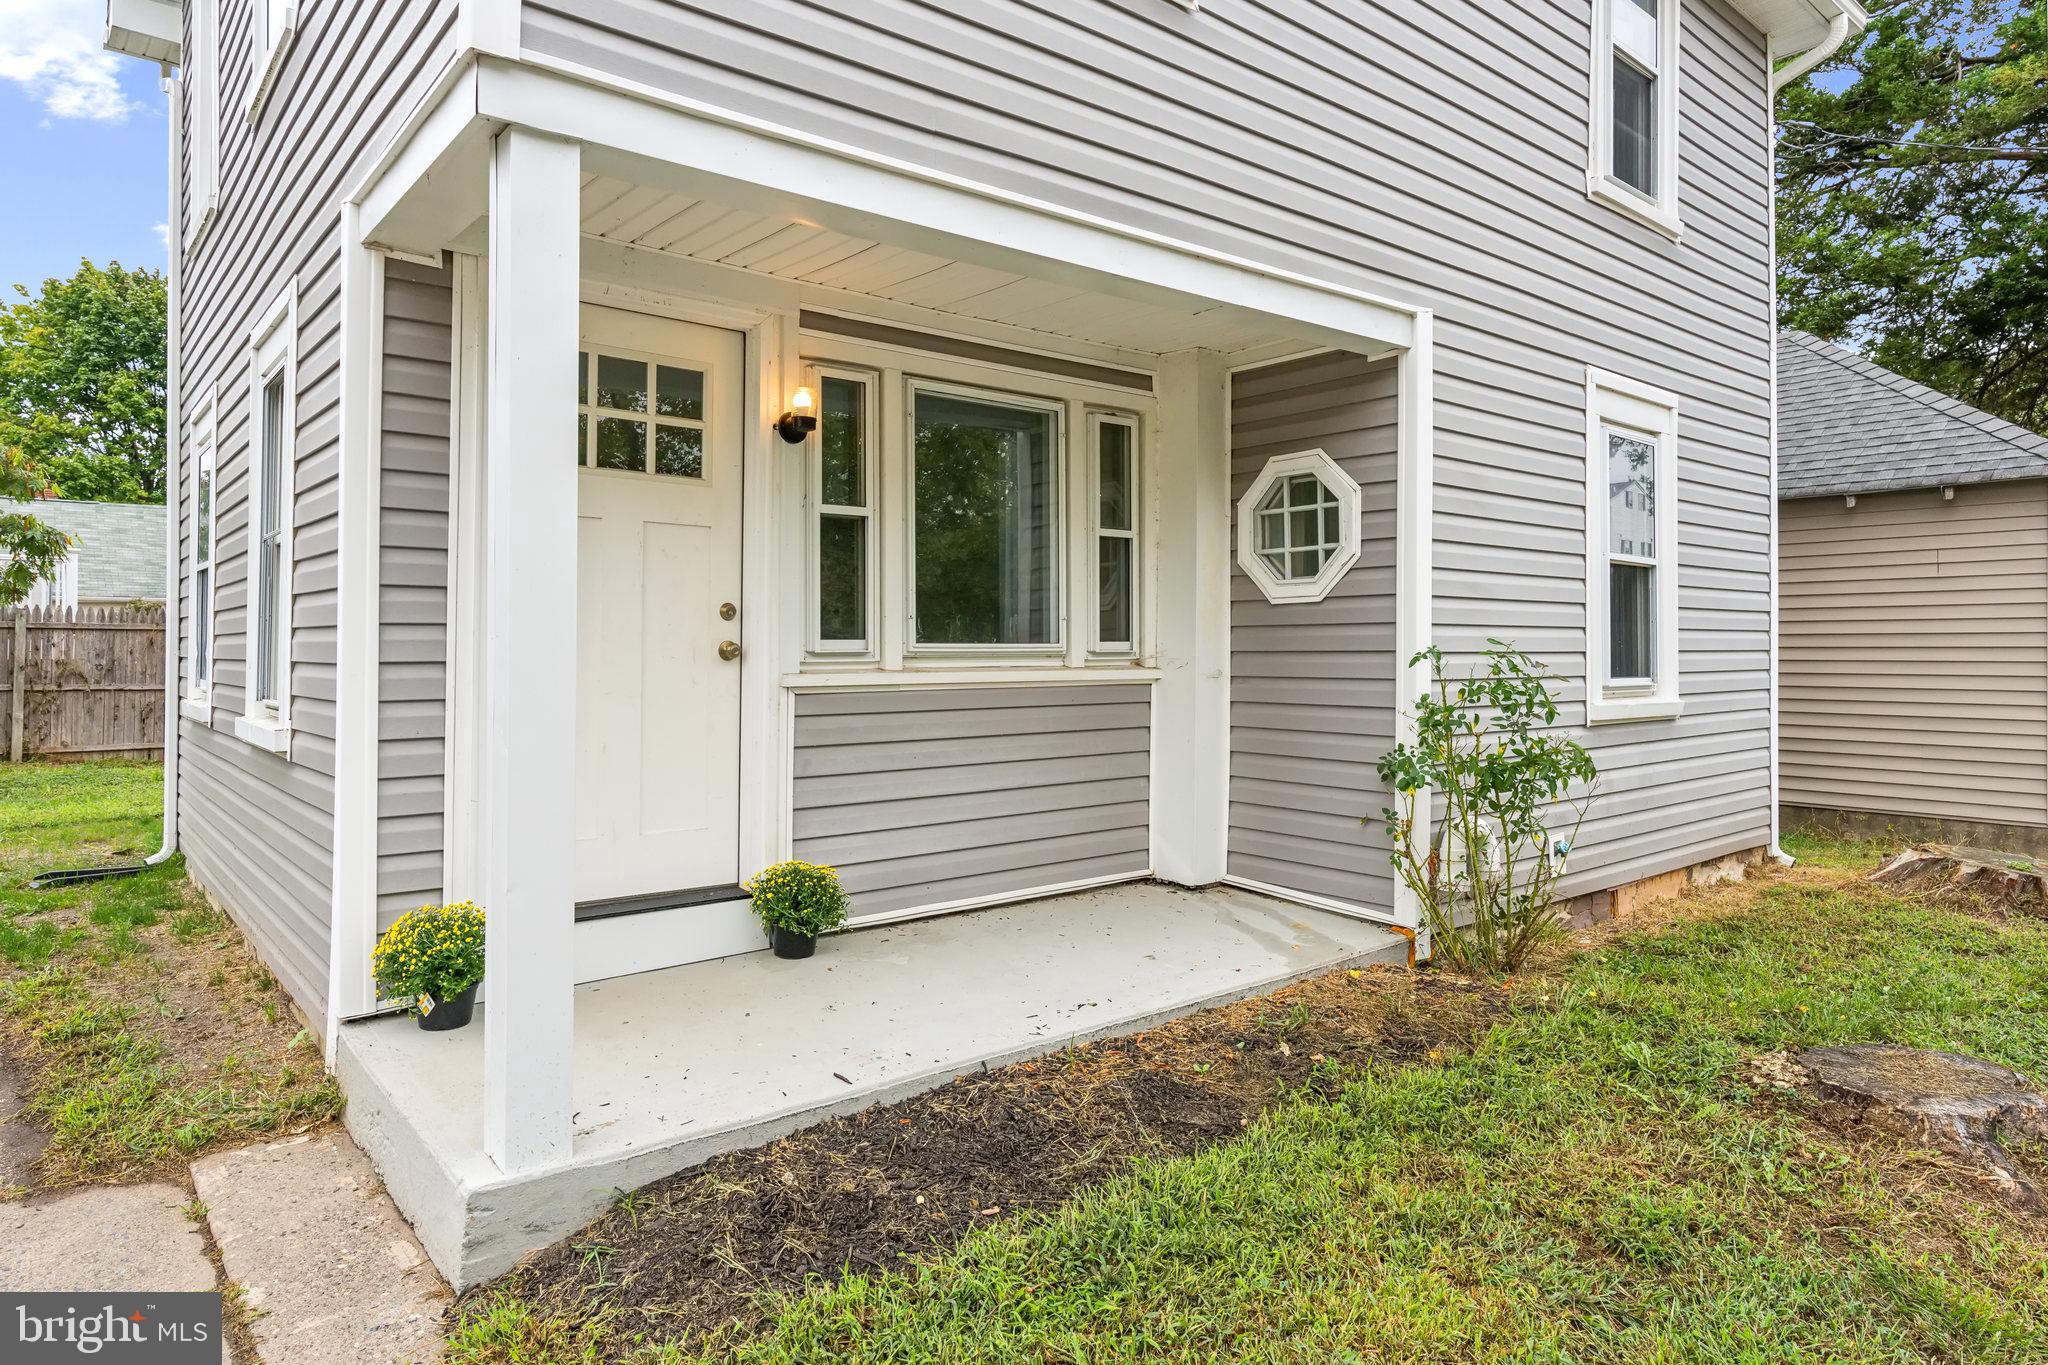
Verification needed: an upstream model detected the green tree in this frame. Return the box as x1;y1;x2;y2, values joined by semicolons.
1777;1;2048;429
0;260;168;503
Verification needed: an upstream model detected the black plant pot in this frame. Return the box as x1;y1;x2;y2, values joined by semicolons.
770;926;817;960
417;981;479;1031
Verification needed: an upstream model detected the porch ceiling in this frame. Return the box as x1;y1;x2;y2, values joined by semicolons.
576;174;1294;356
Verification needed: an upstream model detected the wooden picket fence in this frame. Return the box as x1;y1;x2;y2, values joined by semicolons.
0;606;166;762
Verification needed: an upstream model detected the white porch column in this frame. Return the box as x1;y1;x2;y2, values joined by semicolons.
480;126;581;1173
1150;348;1232;886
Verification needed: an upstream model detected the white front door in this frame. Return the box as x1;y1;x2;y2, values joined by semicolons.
574;305;745;903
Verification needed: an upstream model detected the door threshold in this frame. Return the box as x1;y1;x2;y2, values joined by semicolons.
574;883;749;923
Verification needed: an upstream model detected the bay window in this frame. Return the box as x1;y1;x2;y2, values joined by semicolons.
1585;367;1680;724
1590;0;1682;238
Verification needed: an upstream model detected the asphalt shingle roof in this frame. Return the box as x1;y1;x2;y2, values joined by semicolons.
1778;330;2048;499
1;498;165;603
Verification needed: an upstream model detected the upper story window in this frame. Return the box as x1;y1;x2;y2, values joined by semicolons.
1584;367;1681;724
1234;449;1362;605
1589;0;1682;239
185;0;220;249
247;0;299;121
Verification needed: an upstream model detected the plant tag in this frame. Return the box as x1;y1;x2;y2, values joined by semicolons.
418;993;434;1016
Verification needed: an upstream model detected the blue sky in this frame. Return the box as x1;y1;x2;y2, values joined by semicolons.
0;1;168;296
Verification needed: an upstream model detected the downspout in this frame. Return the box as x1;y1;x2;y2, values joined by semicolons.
30;66;182;890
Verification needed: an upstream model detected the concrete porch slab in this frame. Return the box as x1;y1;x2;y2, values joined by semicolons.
337;881;1407;1289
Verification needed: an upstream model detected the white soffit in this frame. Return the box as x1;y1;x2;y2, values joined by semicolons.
105;0;182;65
1727;0;1868;53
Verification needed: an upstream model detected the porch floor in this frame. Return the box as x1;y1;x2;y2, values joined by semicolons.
337;881;1407;1288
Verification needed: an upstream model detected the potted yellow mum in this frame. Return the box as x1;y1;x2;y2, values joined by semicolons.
372;901;486;1030
747;861;847;959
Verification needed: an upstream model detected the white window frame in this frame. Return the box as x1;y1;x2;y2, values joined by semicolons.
185;0;220;251
905;378;1068;659
1234;448;1363;605
1588;0;1683;240
246;0;299;122
807;364;880;658
1585;366;1681;725
1089;409;1142;655
182;390;219;722
234;282;295;754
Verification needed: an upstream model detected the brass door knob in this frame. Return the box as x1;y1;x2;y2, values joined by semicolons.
718;640;741;662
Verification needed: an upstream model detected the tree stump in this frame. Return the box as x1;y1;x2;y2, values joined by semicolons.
1794;1044;2048;1209
1869;844;2048;912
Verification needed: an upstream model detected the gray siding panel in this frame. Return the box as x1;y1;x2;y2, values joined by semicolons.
1779;482;2048;828
791;685;1151;918
377;261;453;928
527;0;1781;896
174;0;460;1020
1228;353;1397;912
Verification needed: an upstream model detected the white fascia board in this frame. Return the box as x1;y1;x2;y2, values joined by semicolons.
105;0;183;65
475;56;1422;355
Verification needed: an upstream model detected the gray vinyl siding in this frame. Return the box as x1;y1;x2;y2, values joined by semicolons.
527;0;1779;893
376;262;454;928
791;686;1151;919
1227;353;1397;911
1779;482;2048;829
173;0;460;1020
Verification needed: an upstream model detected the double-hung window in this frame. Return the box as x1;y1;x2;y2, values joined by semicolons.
1585;368;1680;724
185;0;220;249
185;395;218;718
248;0;298;121
909;384;1062;651
810;368;877;654
1590;0;1682;237
1092;412;1140;654
237;285;295;753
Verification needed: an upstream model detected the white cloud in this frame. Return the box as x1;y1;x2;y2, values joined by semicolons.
0;0;141;122
152;221;168;247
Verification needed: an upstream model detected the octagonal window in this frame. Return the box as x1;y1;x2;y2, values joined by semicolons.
1235;448;1362;604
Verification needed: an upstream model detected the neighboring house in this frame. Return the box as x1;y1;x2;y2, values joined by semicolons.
1778;330;2048;851
2;498;166;610
107;0;1866;1284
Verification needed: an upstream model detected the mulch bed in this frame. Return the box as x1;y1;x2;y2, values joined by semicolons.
463;964;1513;1355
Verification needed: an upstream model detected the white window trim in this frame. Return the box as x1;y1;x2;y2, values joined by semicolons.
239;280;297;755
1588;0;1684;241
1089;409;1142;656
1234;448;1363;605
184;0;220;252
183;389;218;721
904;377;1068;659
1585;366;1682;725
246;0;299;122
806;364;880;658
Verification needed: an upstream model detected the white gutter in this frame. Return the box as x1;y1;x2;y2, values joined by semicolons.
1772;7;1855;94
148;61;181;870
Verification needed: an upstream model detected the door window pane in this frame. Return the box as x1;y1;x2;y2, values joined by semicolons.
1612;56;1655;195
595;417;645;471
820;377;865;507
818;514;867;642
1610;562;1654;682
913;391;1058;646
595;354;647;412
1607;430;1656;558
654;425;702;478
654;365;702;419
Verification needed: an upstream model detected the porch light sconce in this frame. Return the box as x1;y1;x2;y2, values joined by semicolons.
775;386;818;444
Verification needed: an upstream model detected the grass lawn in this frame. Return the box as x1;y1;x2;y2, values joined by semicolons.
0;760;340;1188
453;836;2048;1363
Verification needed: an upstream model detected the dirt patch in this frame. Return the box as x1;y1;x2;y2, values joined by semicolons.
464;966;1510;1355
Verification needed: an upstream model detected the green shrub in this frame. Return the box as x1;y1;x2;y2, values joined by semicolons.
372;901;486;1009
747;861;848;939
